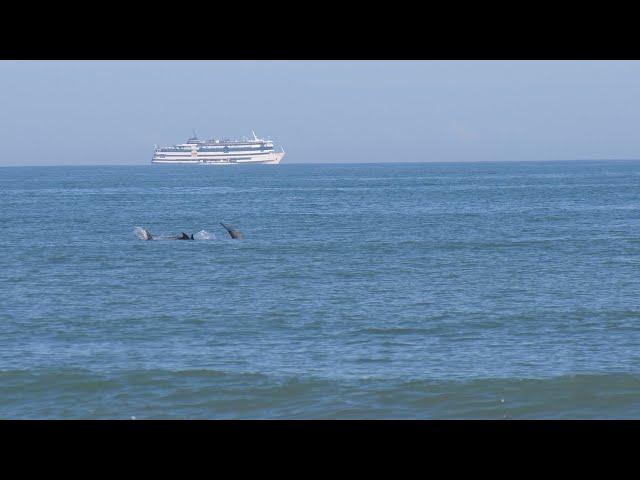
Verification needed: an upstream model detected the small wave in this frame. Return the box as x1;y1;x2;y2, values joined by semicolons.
359;327;434;335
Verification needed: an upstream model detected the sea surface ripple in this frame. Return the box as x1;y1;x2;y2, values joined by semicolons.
1;161;639;418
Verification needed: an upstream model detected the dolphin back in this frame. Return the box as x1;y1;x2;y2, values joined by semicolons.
135;227;153;240
220;223;243;239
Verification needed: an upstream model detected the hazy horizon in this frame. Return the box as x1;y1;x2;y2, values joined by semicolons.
4;159;640;168
1;60;639;166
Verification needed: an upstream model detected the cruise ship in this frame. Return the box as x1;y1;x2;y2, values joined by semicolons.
152;131;285;165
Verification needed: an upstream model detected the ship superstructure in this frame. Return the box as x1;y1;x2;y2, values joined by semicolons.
152;131;285;165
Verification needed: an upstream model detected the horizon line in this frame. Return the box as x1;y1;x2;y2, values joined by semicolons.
2;158;640;168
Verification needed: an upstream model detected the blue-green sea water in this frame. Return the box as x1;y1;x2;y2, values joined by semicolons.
1;161;640;419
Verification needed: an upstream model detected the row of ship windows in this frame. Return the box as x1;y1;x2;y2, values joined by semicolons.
202;147;272;152
160;147;273;152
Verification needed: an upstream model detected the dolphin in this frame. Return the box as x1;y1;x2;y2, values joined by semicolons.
137;229;194;240
138;228;153;240
169;232;193;240
220;223;243;239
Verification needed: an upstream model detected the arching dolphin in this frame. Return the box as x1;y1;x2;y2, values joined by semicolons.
220;223;243;239
169;232;194;240
138;228;153;240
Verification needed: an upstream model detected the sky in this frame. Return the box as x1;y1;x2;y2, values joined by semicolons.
0;60;639;165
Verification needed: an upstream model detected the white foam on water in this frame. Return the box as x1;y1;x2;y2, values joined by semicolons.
135;227;214;241
194;229;216;240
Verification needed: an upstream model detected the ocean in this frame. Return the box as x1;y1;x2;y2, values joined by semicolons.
1;161;639;419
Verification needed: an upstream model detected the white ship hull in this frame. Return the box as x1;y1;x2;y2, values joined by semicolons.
152;151;285;165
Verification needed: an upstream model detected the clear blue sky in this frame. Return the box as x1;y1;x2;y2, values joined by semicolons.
1;60;639;165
